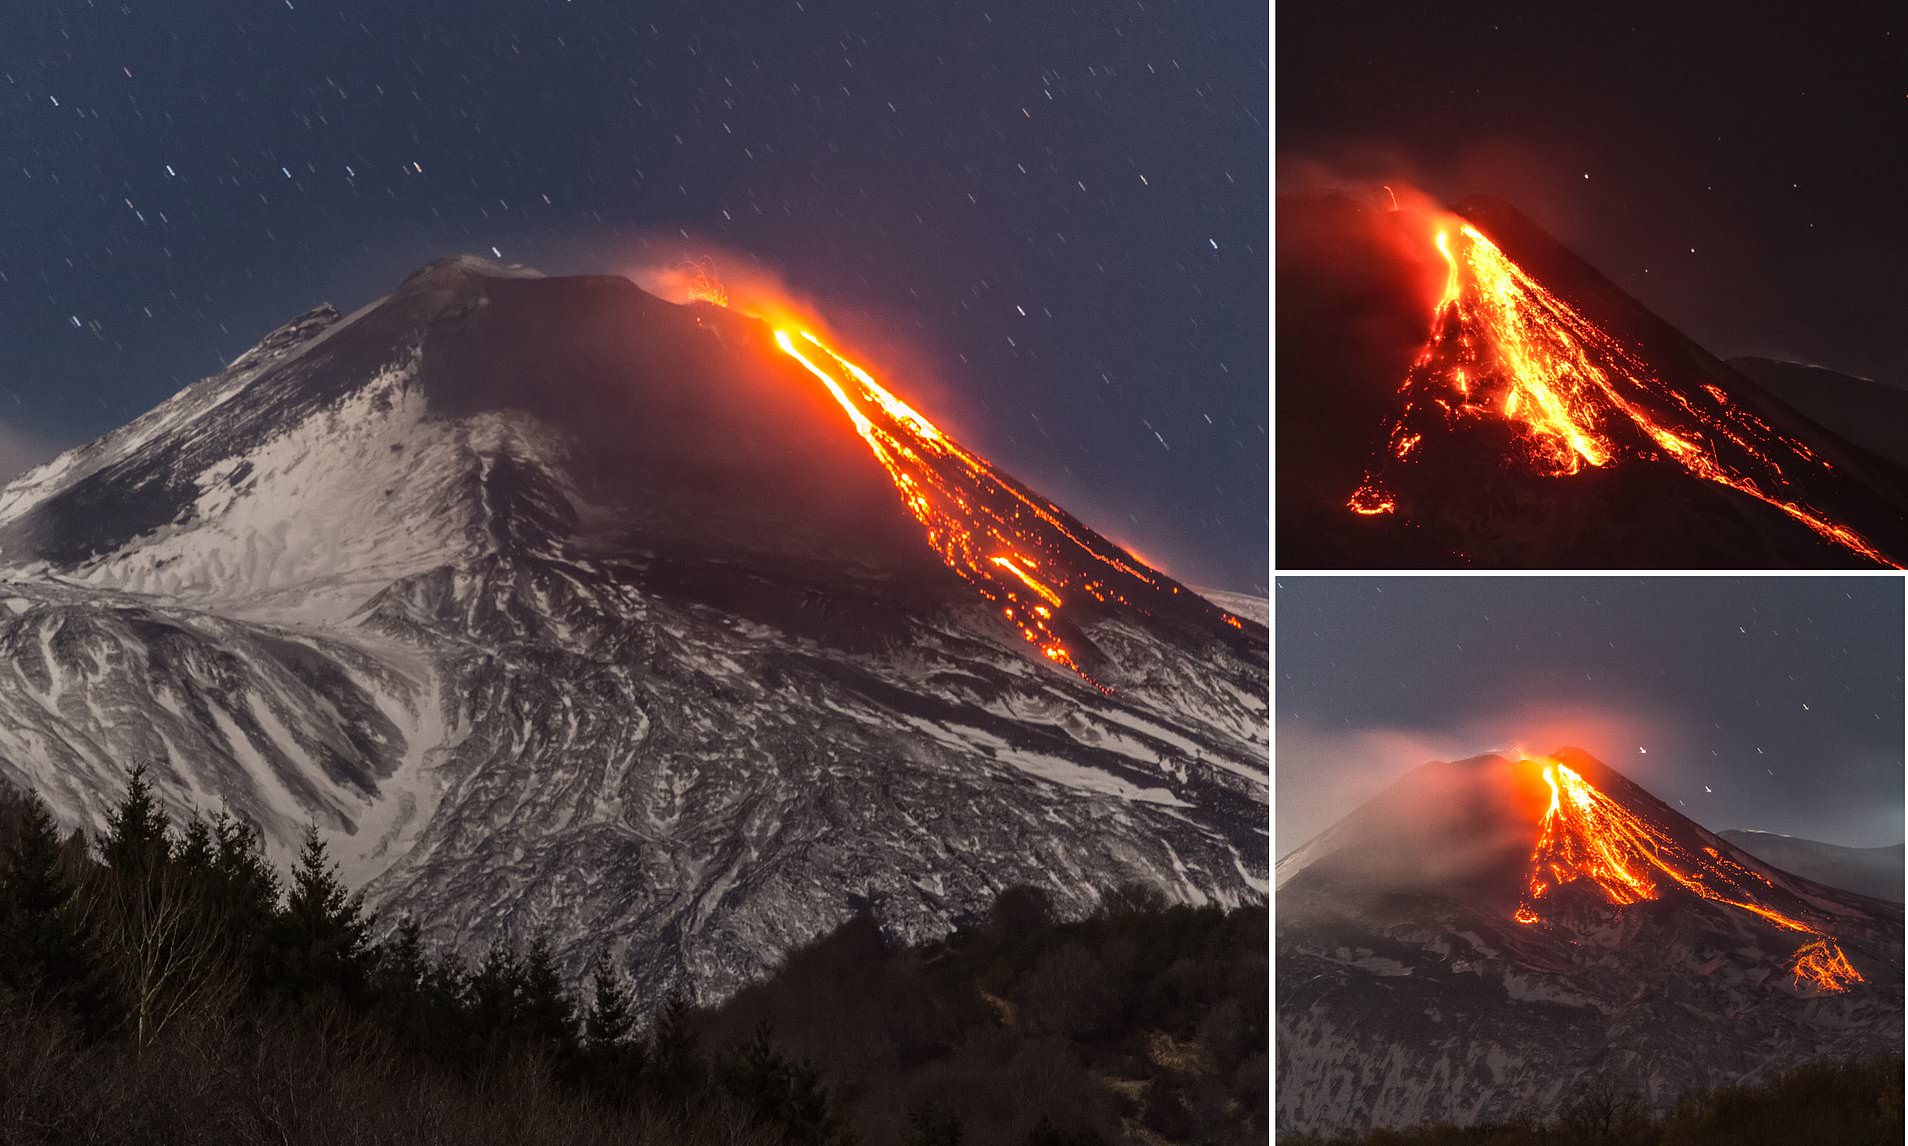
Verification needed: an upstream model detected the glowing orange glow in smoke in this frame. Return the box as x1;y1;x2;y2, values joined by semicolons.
643;257;731;309
1348;221;1899;567
1515;759;1863;993
655;264;1190;687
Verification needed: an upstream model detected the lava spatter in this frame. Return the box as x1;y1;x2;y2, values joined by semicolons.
1514;758;1864;994
1348;221;1900;568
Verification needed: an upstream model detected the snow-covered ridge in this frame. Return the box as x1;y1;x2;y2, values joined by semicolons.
0;303;354;534
1196;586;1267;626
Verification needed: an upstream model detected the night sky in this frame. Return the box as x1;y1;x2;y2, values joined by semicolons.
0;2;1267;592
1278;2;1908;384
1277;576;1905;850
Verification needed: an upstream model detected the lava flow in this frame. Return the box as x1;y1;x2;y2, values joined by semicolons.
1347;220;1899;567
1514;758;1864;993
664;264;1222;686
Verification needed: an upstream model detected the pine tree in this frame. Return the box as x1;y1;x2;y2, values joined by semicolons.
467;940;525;1049
377;915;429;995
100;763;170;876
174;816;216;871
270;824;374;1001
647;990;705;1103
425;944;470;1009
371;914;462;1055
777;1060;845;1146
93;772;237;1045
520;930;577;1053
1;792;78;963
717;1023;846;1145
582;949;635;1052
368;938;477;1064
579;948;643;1100
209;812;280;924
717;1022;788;1122
0;791;121;1032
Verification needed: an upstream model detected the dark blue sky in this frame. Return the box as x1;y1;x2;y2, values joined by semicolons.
0;1;1268;591
1277;576;1905;849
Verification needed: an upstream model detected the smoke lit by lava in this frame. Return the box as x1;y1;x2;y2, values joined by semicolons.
1347;211;1900;568
1514;756;1864;993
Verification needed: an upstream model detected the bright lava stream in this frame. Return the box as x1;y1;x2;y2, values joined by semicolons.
1514;759;1863;993
1349;223;1898;568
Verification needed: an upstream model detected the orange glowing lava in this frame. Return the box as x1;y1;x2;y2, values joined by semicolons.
1349;222;1900;567
1514;759;1863;993
654;269;1193;687
769;326;1166;685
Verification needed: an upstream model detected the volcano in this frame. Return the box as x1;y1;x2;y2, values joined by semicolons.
1275;748;1904;1136
0;256;1267;1002
1277;194;1908;568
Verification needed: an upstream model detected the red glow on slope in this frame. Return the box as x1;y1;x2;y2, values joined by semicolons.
1347;220;1900;567
1514;758;1863;993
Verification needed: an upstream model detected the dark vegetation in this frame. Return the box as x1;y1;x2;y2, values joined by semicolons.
0;770;1265;1144
1282;1055;1904;1146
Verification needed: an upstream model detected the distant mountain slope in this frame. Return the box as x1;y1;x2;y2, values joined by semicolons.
1720;830;1903;904
1197;587;1267;627
0;256;1267;1005
1728;357;1908;471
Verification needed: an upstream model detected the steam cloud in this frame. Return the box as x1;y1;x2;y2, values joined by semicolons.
1277;703;1677;861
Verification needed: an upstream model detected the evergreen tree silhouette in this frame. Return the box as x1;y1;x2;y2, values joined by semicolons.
378;915;429;995
93;766;243;1044
0;790;121;1034
579;947;642;1099
648;989;704;1104
100;764;169;877
520;929;577;1054
717;1022;846;1144
466;940;526;1052
582;948;635;1052
270;824;373;1002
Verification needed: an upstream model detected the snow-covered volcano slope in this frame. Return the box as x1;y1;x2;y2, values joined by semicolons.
0;256;1267;1003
